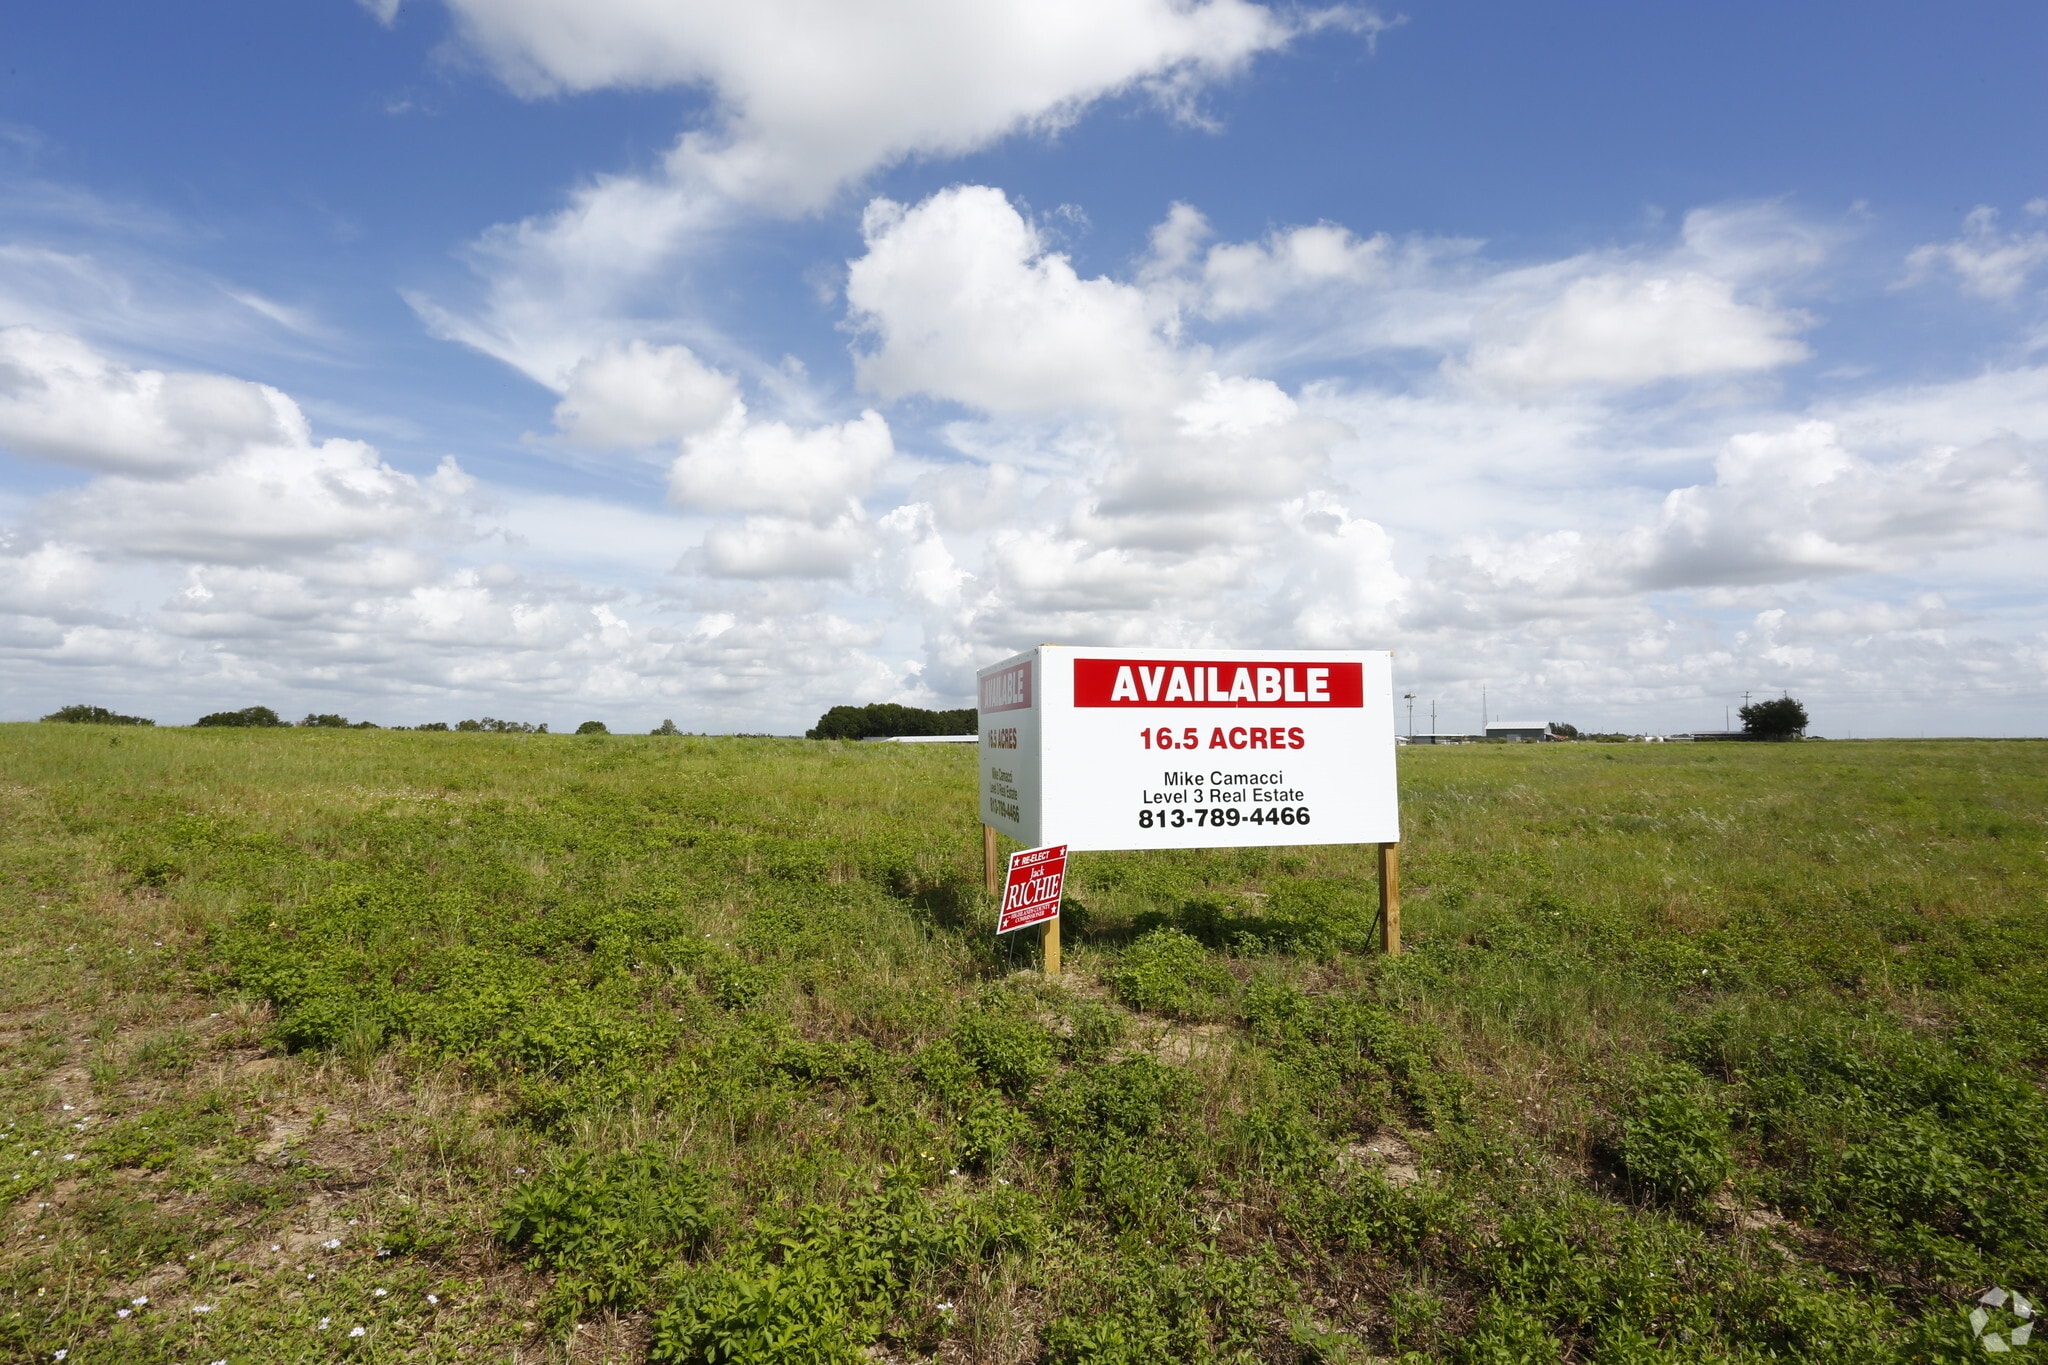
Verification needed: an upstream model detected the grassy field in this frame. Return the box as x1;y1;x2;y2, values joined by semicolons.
1;727;2044;1364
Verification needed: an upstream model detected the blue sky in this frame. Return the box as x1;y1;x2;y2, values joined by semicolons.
1;1;2044;734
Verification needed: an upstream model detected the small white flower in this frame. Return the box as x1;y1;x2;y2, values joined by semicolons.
948;1168;960;1176
61;1104;73;1112
317;1317;330;1330
117;1309;131;1319
193;1303;214;1313
306;1274;315;1281
321;1238;341;1249
131;1297;148;1306
937;1300;954;1312
29;1149;39;1156
349;1326;366;1338
270;1244;281;1251
61;1154;75;1162
426;1294;439;1305
376;1247;389;1257
373;1288;388;1297
54;1350;68;1360
346;1219;358;1226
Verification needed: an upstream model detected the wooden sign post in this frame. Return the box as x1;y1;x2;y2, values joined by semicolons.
1377;841;1401;956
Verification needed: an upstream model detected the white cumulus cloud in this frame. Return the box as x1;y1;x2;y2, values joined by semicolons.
848;187;1184;416
1462;270;1810;395
0;326;309;476
670;406;893;521
553;340;740;448
1904;205;2048;302
696;515;871;580
424;0;1302;209
404;0;1342;387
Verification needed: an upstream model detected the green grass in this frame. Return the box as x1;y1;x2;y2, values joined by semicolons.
1;726;2044;1362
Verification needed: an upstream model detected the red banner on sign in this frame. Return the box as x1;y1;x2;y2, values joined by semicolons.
979;660;1033;713
997;844;1066;934
1073;659;1363;708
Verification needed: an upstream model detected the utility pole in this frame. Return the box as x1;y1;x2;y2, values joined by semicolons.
1431;699;1437;738
1482;687;1488;731
1403;693;1416;739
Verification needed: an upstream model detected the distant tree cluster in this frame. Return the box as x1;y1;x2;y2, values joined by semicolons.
575;720;609;735
1548;721;1581;739
807;703;976;741
455;717;546;733
300;714;377;729
1741;695;1809;740
196;706;288;728
651;718;682;735
42;704;154;727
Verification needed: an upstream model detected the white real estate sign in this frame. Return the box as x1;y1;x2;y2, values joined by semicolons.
976;646;1399;853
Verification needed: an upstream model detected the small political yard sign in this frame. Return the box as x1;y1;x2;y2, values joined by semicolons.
977;646;1399;853
996;843;1067;935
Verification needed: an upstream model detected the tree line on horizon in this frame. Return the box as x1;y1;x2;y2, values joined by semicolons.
31;694;1815;740
37;704;585;732
806;702;977;740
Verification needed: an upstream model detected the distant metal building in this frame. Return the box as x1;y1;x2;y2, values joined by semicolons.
859;734;978;743
1485;720;1560;742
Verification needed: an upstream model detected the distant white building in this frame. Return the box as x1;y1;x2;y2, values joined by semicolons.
859;734;977;743
1485;720;1560;742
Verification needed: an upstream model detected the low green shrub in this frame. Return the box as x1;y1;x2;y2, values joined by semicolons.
952;1000;1055;1095
195;705;286;727
1108;927;1235;1019
1035;1056;1188;1153
41;703;153;725
1607;1066;1732;1213
650;1190;986;1364
498;1148;714;1313
1243;978;1465;1128
1058;998;1125;1062
956;1095;1032;1169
